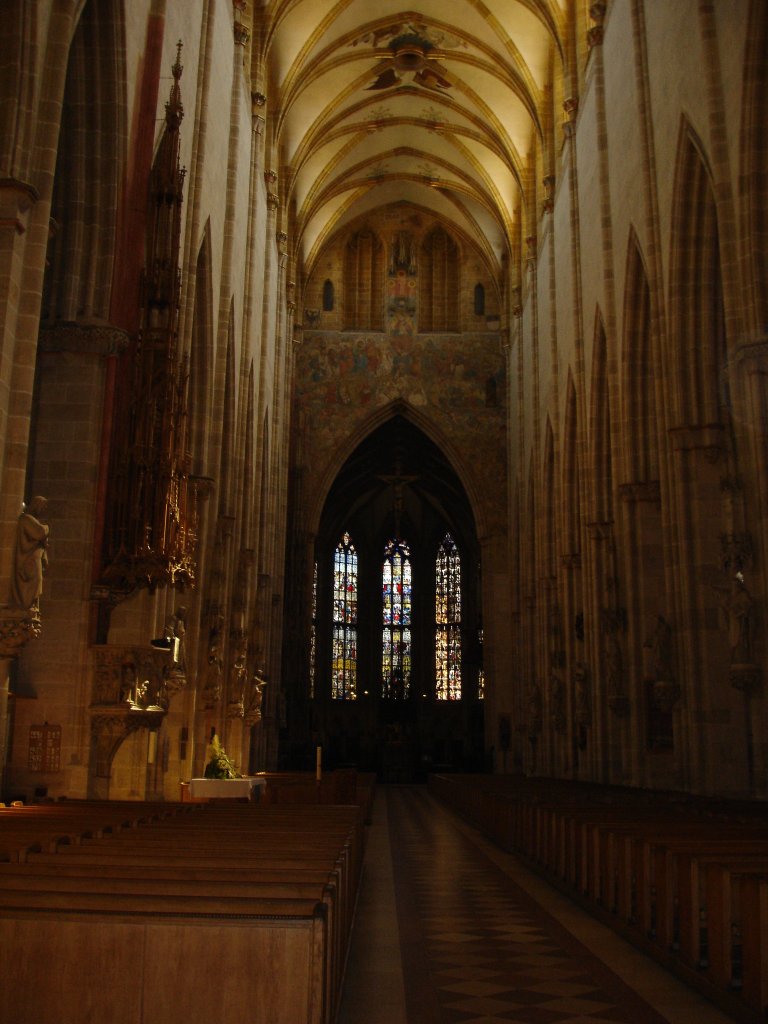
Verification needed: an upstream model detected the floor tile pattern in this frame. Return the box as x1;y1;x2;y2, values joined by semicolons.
388;787;671;1024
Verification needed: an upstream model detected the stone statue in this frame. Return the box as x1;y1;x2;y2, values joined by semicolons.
721;573;754;665
574;661;590;724
549;671;565;732
12;497;49;611
202;613;224;708
645;614;673;681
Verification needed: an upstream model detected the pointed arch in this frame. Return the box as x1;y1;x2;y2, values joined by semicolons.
668;121;727;426
562;374;581;559
739;0;768;337
542;418;556;578
382;536;412;699
419;225;459;331
435;532;462;701
332;530;358;700
344;227;384;330
308;399;488;541
218;302;236;515
590;309;613;524
188;225;214;477
42;0;127;322
622;230;659;481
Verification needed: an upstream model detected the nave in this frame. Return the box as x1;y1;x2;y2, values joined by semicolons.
339;788;734;1024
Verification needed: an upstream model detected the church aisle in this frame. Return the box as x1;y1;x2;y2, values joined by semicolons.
339;786;736;1024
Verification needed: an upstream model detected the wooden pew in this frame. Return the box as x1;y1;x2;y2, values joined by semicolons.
0;800;367;1024
428;773;768;1024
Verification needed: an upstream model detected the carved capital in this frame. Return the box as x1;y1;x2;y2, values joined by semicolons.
264;168;278;186
276;230;287;245
562;97;578;138
252;91;266;108
542;174;555;214
267;192;280;211
0;177;39;235
0;608;42;659
233;20;250;45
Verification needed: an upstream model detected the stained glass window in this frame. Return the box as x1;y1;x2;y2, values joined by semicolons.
382;538;412;699
309;560;317;698
436;533;461;700
332;533;357;699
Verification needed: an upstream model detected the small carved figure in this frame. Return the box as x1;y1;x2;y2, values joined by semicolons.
12;497;49;611
601;609;624;695
202;613;224;706
721;573;754;665
645;614;674;681
574;661;590;724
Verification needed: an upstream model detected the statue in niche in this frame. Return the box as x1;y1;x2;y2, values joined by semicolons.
228;632;248;717
549;671;565;733
573;661;591;725
720;573;755;666
163;605;187;692
527;681;542;736
645;614;674;681
12;496;49;611
244;667;267;723
202;613;224;708
601;609;624;695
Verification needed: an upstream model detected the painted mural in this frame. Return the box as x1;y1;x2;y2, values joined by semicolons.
294;328;508;534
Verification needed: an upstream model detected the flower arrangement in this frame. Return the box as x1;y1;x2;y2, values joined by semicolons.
203;734;241;779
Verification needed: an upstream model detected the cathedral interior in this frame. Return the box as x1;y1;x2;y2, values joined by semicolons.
1;1;767;1018
1;0;765;804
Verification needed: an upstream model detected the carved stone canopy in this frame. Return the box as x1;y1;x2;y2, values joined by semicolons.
0;608;42;660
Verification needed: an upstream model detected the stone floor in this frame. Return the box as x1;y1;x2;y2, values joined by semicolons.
338;786;737;1024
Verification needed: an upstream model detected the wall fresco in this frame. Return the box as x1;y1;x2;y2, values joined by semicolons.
294;329;508;534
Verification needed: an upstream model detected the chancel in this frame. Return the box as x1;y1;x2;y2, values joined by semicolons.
0;2;767;1023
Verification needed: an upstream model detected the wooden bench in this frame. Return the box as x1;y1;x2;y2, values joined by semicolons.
0;800;367;1024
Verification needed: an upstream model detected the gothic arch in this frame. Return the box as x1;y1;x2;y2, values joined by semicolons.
589;309;614;525
739;0;768;339
542;418;556;579
343;227;384;330
419;225;460;332
621;230;659;482
42;0;127;323
188;225;214;478
308;399;488;542
668;120;727;427
562;374;581;560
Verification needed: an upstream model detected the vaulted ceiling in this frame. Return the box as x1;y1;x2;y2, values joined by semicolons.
260;1;567;278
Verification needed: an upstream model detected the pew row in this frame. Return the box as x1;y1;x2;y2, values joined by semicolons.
0;801;367;1024
428;773;768;1024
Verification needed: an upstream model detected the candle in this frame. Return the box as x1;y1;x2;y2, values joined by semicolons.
316;745;322;782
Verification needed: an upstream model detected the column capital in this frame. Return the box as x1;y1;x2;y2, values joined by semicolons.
0;607;41;660
0;177;39;235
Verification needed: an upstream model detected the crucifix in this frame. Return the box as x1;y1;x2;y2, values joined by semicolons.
377;456;419;534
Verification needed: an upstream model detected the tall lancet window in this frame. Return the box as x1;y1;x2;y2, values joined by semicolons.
382;538;412;699
435;533;462;700
332;533;357;699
